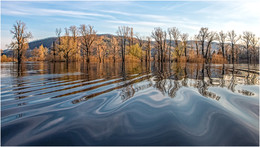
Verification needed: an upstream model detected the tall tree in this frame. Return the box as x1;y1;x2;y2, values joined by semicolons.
129;27;134;48
205;32;216;61
146;37;151;62
117;26;130;63
169;27;181;61
58;28;74;63
169;27;181;49
163;31;167;61
151;27;165;62
250;34;259;63
181;33;189;57
194;35;199;56
217;31;227;58
228;30;240;64
69;25;80;61
53;28;62;61
111;37;119;63
136;35;145;62
198;27;210;58
10;20;32;64
167;28;172;62
242;31;253;64
79;24;97;62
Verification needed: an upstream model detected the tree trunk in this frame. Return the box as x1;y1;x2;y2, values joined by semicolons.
222;43;225;58
232;43;235;64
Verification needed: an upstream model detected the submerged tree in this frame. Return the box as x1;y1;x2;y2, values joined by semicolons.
205;32;216;62
53;28;62;61
58;28;74;63
198;27;210;59
152;27;166;62
250;35;259;63
167;28;172;62
181;33;189;57
110;36;119;63
79;24;97;63
117;26;130;63
217;31;227;58
242;31;253;64
228;30;240;64
31;44;48;61
146;37;151;63
10;20;32;64
69;25;80;61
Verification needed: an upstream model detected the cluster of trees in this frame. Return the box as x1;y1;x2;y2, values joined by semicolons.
4;20;260;64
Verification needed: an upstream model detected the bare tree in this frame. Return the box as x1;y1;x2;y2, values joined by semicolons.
250;34;259;63
167;28;172;62
79;24;97;62
151;27;165;62
129;27;134;48
117;26;130;63
217;31;227;58
54;28;62;61
58;28;74;63
194;35;199;56
198;27;210;58
69;25;79;61
242;31;253;64
111;36;119;63
56;28;62;45
146;37;151;62
181;33;189;57
163;31;167;61
169;27;181;49
136;34;145;62
228;30;240;64
10;20;32;64
205;32;216;61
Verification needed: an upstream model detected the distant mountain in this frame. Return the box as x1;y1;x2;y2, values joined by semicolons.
29;37;57;50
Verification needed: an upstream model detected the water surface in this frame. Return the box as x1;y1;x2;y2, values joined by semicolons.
1;62;259;145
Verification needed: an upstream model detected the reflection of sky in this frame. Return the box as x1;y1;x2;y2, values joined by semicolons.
2;1;260;49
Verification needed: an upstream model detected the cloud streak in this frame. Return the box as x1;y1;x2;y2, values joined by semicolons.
1;1;260;49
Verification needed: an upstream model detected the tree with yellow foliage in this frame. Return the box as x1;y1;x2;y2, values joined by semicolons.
31;44;48;61
129;43;142;59
10;20;32;64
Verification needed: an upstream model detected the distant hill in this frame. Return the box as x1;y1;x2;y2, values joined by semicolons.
28;37;57;50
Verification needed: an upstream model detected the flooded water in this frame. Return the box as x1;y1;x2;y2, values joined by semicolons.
1;61;259;145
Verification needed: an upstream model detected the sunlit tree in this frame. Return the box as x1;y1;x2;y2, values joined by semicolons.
10;20;32;64
32;44;48;61
181;33;189;57
242;31;253;64
117;26;130;63
79;24;97;62
217;31;227;58
198;27;210;58
228;30;240;64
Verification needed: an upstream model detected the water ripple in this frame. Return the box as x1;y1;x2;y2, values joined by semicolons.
1;62;259;145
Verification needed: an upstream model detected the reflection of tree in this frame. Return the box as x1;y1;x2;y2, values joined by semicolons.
168;81;180;98
238;90;254;96
220;64;226;88
69;61;258;104
121;63;153;102
228;64;236;92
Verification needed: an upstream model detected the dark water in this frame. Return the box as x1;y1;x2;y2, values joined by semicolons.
1;61;259;146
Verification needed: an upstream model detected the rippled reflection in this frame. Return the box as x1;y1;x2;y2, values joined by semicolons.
1;61;259;145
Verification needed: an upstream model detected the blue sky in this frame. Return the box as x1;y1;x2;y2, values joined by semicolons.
1;0;260;49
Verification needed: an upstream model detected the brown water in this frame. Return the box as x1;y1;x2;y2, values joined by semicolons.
1;62;259;145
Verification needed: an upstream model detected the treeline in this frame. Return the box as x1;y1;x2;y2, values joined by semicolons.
2;20;259;64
